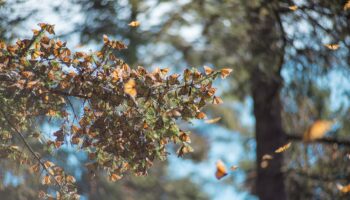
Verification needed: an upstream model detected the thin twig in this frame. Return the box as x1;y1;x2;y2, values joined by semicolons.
285;168;350;182
0;107;62;187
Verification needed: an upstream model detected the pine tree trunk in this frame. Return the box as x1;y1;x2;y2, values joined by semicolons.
252;69;286;200
246;1;287;199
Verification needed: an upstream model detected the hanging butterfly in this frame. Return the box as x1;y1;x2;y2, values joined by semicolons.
203;65;213;75
124;79;137;97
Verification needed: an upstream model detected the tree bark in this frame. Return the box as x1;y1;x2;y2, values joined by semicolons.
246;2;287;199
252;69;286;200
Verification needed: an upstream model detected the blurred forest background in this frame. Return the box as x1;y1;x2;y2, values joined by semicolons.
1;0;350;199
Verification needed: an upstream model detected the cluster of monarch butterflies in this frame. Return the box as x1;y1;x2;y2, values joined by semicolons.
0;22;232;199
1;2;349;196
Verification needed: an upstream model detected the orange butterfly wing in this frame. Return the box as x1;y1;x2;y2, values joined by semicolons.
124;79;137;97
215;160;228;180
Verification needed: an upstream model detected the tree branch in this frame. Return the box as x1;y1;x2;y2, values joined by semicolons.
273;7;287;74
0;106;62;187
49;89;89;99
286;134;350;146
285;168;350;182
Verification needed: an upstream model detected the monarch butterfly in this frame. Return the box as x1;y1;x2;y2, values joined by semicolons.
260;160;269;168
262;154;273;160
124;79;137;97
213;96;223;104
196;112;207;119
179;132;191;143
324;44;340;50
303;120;333;142
344;0;350;10
220;68;233;79
128;21;140;27
337;183;350;193
21;71;34;78
66;175;76;184
215;160;228;180
275;142;292;153
109;173;122;182
160;68;169;75
288;5;298;11
42;175;51;185
205;117;221;124
203;65;213;75
44;161;55;168
177;145;193;157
